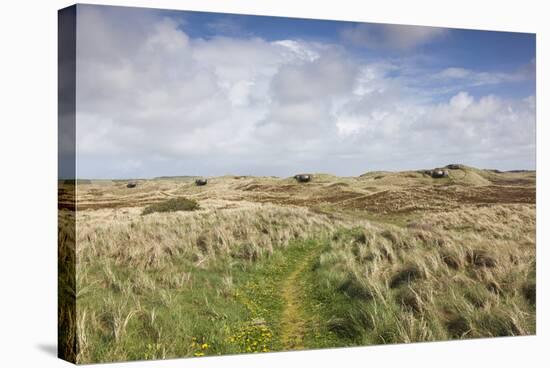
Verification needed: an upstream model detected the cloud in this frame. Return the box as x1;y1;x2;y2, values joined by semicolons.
334;90;535;169
205;17;246;36
269;54;357;104
75;6;535;178
340;23;448;50
433;63;535;86
449;91;474;109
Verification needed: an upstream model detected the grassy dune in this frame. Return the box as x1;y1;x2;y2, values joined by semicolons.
305;205;535;346
59;166;536;363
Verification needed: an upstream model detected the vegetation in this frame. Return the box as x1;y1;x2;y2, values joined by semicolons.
60;165;536;363
142;197;199;215
304;206;535;346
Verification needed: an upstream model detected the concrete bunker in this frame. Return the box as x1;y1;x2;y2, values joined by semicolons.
294;174;312;183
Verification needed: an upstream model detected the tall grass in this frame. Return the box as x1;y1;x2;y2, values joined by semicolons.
306;205;535;345
76;204;338;270
58;209;77;362
70;170;535;363
74;204;339;363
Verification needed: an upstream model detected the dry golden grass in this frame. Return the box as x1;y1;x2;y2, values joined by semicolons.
312;204;535;343
59;166;536;362
76;202;341;270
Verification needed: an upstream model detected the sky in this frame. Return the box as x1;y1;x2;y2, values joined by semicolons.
74;4;536;179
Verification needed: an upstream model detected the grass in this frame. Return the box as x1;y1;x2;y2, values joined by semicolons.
74;236;329;362
142;197;199;215
73;203;338;362
303;205;535;345
60;166;536;363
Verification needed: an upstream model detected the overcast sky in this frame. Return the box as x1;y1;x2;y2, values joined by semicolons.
75;5;536;179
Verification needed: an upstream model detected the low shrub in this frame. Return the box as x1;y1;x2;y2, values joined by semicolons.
446;315;470;338
522;282;536;305
142;197;199;215
440;250;462;270
337;272;373;300
394;287;422;313
390;265;423;288
466;249;497;268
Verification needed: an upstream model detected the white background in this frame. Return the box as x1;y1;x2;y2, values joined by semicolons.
0;0;547;366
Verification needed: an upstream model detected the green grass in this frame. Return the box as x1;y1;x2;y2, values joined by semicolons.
67;167;536;363
301;223;535;346
230;239;322;352
75;237;327;362
142;197;199;216
74;203;535;362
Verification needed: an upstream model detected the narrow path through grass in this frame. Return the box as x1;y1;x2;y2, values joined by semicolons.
279;244;321;350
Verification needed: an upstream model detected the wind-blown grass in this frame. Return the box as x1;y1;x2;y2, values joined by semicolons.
66;167;536;363
73;204;339;363
304;205;535;345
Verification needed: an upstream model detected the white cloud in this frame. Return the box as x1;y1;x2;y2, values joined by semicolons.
272;40;320;62
434;65;532;86
75;7;535;178
449;91;474;110
340;23;448;50
439;67;472;79
205;17;246;36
